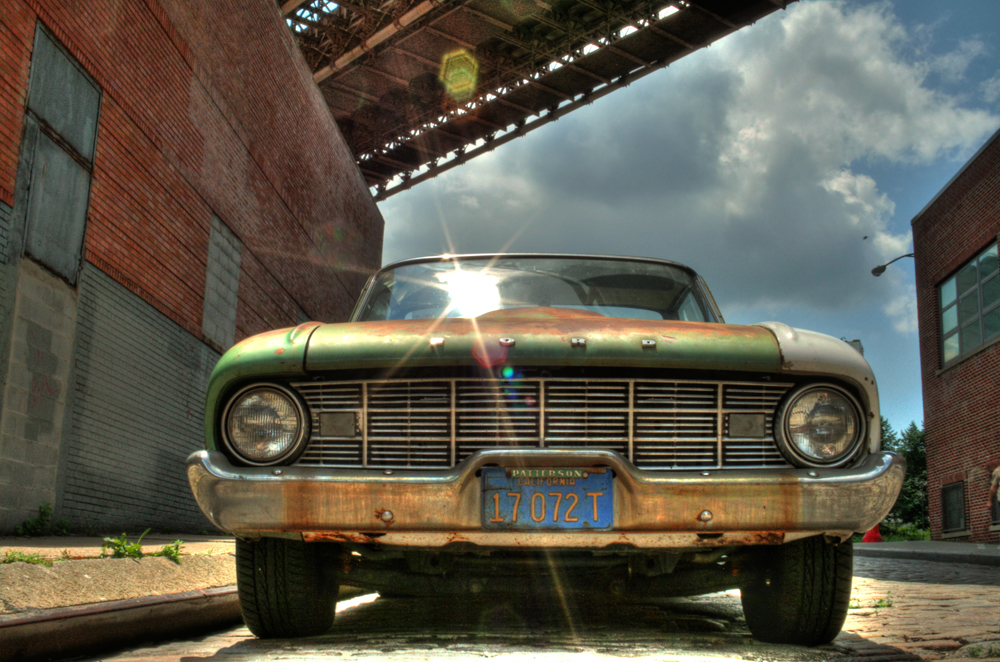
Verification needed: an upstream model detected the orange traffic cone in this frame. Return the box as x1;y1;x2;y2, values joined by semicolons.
862;524;883;543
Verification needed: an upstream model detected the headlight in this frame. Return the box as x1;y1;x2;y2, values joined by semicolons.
776;384;864;468
223;385;307;465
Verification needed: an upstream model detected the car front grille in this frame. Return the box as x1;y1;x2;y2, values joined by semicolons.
291;378;793;470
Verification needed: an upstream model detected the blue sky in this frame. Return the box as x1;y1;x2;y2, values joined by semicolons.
376;0;1000;433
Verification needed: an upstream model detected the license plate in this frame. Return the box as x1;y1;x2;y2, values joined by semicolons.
481;467;613;530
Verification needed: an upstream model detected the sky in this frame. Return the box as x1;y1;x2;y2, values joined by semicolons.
375;0;1000;432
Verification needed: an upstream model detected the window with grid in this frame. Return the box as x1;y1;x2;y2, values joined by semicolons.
939;242;999;367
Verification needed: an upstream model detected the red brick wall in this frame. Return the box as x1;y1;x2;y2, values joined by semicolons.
0;1;33;206
912;131;1000;543
0;0;383;337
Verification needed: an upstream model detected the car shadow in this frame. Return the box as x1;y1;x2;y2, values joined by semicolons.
177;592;838;662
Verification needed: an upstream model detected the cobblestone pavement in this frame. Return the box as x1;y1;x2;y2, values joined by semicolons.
834;557;999;661
85;557;999;662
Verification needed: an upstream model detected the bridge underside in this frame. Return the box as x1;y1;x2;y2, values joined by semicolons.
281;0;790;199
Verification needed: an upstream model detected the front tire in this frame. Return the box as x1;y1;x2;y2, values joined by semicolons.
741;536;853;646
236;537;339;638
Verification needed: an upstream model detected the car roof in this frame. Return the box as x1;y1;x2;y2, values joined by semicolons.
377;253;700;276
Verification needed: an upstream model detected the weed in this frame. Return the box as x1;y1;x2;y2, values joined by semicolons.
152;540;184;564
101;529;150;560
872;592;894;609
967;643;1000;659
53;519;71;536
100;530;184;564
2;551;53;567
848;597;862;609
84;524;98;537
15;503;53;536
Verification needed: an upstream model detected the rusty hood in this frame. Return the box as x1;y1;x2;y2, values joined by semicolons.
305;307;781;373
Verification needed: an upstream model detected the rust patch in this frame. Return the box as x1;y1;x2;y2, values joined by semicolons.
303;531;384;544
275;348;285;355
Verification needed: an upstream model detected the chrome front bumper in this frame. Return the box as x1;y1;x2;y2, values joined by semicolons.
187;449;905;549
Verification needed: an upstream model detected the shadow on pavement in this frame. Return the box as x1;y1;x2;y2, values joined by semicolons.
172;593;835;662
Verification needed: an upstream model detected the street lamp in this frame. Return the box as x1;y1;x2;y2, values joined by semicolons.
871;253;914;277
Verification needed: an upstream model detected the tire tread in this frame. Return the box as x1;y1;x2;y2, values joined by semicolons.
236;538;337;638
741;536;853;646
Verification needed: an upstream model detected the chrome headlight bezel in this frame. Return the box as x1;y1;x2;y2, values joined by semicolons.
221;383;309;466
775;383;866;469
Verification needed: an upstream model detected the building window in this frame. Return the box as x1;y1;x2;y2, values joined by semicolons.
941;482;966;533
940;242;1000;366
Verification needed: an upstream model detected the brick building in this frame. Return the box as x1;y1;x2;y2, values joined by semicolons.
912;128;999;544
0;1;384;533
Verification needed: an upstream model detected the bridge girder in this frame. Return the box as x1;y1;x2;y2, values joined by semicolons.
281;0;792;199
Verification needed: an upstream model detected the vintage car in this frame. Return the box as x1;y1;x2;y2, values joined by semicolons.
187;253;905;645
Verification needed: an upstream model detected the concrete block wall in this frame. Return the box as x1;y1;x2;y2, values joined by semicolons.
912;130;1000;543
58;264;218;532
0;259;77;531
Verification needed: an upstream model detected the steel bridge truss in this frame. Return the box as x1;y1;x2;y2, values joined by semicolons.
280;0;790;200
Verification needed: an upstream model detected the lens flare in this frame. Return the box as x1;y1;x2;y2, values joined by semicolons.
435;268;500;318
439;49;479;102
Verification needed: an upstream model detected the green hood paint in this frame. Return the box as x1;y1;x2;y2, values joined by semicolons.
305;308;780;372
204;309;782;449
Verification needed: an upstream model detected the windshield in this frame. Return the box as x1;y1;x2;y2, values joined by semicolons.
355;257;715;323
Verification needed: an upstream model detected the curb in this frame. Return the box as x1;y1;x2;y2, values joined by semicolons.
0;585;373;662
0;586;242;662
854;547;1000;567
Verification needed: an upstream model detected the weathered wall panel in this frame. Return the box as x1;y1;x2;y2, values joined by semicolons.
202;215;242;352
59;263;218;532
23;130;90;283
26;26;100;162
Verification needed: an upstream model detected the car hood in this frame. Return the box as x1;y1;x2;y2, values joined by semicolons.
305;307;781;372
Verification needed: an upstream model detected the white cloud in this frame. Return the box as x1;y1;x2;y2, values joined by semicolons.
884;292;919;334
378;0;997;321
928;37;987;83
982;73;1000;104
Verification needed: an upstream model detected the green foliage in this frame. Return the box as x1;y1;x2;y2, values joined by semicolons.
881;418;929;529
967;644;1000;659
101;529;150;559
152;540;185;564
881;520;930;541
15;503;53;536
99;529;184;564
872;592;894;609
1;551;53;567
54;519;71;536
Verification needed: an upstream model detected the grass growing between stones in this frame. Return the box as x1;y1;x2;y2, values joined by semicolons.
1;551;53;567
